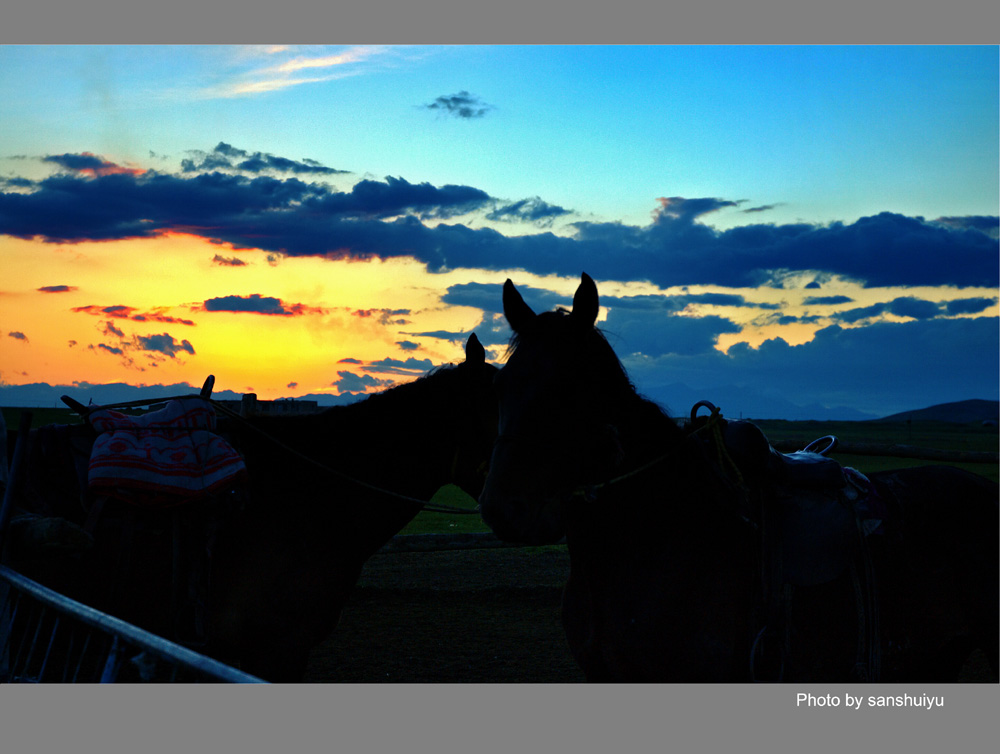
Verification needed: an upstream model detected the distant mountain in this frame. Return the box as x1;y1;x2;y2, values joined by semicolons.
651;382;879;422
875;399;1000;424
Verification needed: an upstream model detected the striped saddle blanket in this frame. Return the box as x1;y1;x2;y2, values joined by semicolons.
87;397;246;506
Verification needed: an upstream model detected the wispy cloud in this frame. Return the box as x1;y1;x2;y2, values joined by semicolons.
198;45;390;100
264;47;385;75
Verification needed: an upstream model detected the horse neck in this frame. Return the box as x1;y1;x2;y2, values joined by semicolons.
571;391;721;548
343;396;455;495
283;376;465;501
610;392;684;468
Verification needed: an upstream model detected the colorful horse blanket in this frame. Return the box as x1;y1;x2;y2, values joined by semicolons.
87;398;246;506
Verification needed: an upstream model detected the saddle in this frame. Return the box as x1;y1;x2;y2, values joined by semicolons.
691;402;882;585
690;401;885;680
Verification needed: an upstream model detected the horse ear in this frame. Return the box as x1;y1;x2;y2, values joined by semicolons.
464;332;485;365
571;272;599;328
503;279;537;334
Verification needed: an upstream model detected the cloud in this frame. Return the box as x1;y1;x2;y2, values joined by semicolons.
182;142;350;176
8;331;29;342
602;306;742;358
201;294;322;316
325;176;490;220
362;356;436;376
37;285;77;293
0;176;34;190
442;281;571;318
197;46;388;100
654;196;740;223
212;254;248;267
486;197;572;226
833;294;998;323
626;316;999;418
803;295;854;305
135;333;195;358
424;91;494;119
833;295;964;324
886;296;945;320
132;311;196;326
605;292;780;313
2;148;997;291
72;304;195;325
396;340;420;351
945;297;998;315
351;307;411;325
42;152;143;177
74;304;136;319
102;321;125;338
331;370;394;395
0;159;494;245
934;215;999;239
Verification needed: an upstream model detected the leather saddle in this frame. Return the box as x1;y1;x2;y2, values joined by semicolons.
690;402;876;586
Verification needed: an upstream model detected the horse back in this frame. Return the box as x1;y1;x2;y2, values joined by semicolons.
869;465;998;676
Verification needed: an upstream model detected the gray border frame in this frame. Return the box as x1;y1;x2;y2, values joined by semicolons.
1;3;998;752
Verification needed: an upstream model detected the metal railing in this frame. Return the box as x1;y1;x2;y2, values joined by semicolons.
0;565;265;683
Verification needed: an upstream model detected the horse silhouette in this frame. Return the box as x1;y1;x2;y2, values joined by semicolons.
479;274;998;682
5;333;498;681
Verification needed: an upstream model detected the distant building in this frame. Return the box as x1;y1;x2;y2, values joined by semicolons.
216;394;321;417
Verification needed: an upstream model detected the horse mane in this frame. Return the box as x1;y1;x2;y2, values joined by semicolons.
348;358;483;418
508;308;677;431
238;356;482;450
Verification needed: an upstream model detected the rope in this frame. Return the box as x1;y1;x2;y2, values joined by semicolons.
208;399;480;514
66;390;479;514
688;403;748;494
569;401;748;503
60;386;480;513
571;450;673;502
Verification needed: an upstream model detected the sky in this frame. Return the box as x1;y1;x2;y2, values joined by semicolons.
1;44;997;420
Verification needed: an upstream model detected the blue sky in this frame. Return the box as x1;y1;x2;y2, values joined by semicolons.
1;44;998;419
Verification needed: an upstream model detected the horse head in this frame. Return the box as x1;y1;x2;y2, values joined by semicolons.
443;332;501;499
479;273;635;545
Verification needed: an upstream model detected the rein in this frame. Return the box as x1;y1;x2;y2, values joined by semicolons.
59;382;482;515
498;400;744;505
494;432;674;503
209;400;480;515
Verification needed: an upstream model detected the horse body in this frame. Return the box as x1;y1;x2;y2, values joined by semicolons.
479;273;999;682
208;335;498;679
5;334;498;682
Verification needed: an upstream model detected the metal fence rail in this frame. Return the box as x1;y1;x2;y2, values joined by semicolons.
0;565;265;683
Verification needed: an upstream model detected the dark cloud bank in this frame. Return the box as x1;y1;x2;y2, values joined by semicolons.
2;147;997;418
2;153;995;289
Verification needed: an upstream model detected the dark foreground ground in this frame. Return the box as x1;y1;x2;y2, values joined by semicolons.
303;547;585;683
302;546;995;684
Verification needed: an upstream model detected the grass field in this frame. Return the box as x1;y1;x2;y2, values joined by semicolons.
4;406;996;536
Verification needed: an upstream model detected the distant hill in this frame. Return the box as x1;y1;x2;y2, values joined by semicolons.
875;399;999;424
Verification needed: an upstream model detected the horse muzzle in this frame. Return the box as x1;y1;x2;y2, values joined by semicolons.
478;484;567;546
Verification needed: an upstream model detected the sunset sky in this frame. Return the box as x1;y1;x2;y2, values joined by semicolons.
1;44;997;419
